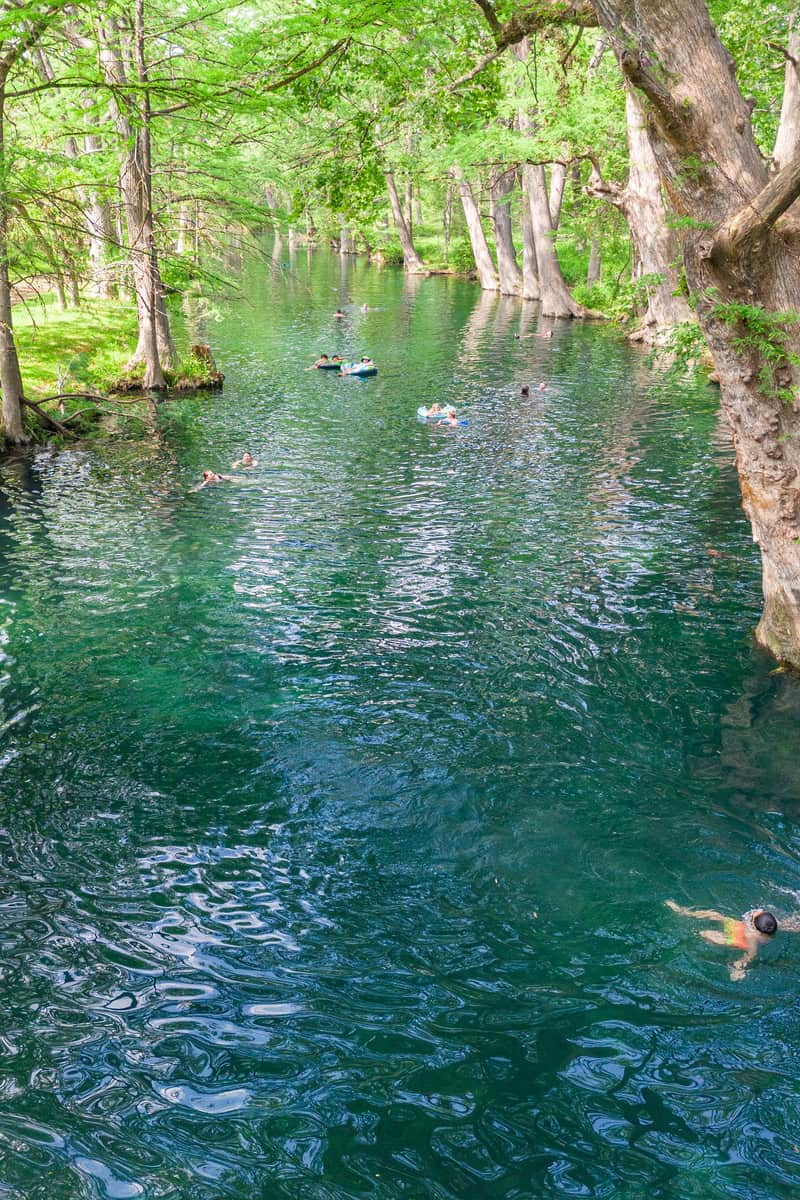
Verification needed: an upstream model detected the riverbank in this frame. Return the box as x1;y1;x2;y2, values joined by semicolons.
12;295;223;442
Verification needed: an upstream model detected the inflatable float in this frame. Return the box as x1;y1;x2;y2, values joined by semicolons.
417;406;468;426
315;360;345;370
341;363;377;377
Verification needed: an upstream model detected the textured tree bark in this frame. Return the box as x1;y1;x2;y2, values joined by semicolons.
454;169;498;290
525;163;585;316
0;75;27;444
586;88;692;339
386;171;426;272
773;15;800;171
519;173;540;300
490;167;523;294
512;40;540;300
99;11;175;381
591;0;800;664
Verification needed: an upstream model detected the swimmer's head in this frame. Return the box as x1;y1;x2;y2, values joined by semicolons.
521;386;530;397
242;452;253;465
752;910;778;936
202;470;215;480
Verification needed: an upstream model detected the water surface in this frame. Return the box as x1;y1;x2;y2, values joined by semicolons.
2;249;800;1199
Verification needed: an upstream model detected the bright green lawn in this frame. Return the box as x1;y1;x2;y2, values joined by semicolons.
13;297;138;401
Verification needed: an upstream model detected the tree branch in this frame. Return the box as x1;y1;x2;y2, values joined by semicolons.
713;149;800;260
449;45;505;89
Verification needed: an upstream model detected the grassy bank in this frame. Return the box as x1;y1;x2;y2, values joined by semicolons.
13;295;139;401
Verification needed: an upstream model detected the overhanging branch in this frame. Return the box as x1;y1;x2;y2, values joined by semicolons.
713;149;800;260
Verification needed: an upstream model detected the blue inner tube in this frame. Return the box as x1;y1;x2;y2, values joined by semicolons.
342;365;377;376
417;406;468;426
315;361;344;370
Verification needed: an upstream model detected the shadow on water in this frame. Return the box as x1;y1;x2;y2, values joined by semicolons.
1;247;800;1198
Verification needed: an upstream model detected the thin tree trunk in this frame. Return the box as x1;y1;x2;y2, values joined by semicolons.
175;204;189;254
404;179;413;236
454;169;497;291
525;163;584;316
99;12;175;380
443;184;453;262
592;0;800;664
587;236;601;285
0;76;27;444
549;157;568;230
386;170;426;272
586;87;694;337
490;167;523;295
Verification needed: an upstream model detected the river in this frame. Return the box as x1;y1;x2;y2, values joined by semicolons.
1;246;800;1199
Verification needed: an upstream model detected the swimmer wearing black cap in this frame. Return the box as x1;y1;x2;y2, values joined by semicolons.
665;899;788;980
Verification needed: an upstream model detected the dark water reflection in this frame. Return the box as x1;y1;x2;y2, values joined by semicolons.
1;250;800;1199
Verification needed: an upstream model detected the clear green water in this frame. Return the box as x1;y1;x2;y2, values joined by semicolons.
2;248;800;1200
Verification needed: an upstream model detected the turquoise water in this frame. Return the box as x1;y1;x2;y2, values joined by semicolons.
2;247;800;1199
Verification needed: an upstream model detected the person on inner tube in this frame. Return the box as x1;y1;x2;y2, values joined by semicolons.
665;899;789;980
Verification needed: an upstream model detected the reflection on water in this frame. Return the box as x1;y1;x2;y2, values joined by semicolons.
1;249;800;1199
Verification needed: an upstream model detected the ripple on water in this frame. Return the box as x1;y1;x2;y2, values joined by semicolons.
1;252;800;1199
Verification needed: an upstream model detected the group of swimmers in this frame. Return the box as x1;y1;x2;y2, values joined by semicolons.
194;451;257;490
423;403;461;426
311;354;374;370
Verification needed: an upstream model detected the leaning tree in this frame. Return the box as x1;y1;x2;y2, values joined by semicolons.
588;0;800;666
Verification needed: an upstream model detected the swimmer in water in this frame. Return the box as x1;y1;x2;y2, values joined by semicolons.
665;899;783;980
333;308;345;318
193;469;231;491
427;403;443;417
231;451;256;468
442;406;459;426
521;386;530;397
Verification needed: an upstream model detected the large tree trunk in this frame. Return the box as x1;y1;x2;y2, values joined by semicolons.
98;11;175;381
587;88;693;339
490;167;523;295
386;170;426;273
454;169;497;291
592;0;800;664
773;16;800;171
0;76;27;445
519;175;540;300
512;40;540;300
524;163;585;316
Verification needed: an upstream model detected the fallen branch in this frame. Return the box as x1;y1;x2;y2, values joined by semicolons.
22;397;74;437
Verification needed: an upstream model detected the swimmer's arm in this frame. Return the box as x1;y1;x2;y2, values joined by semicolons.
665;900;727;923
730;949;756;981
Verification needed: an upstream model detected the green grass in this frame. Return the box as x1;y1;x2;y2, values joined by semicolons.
12;295;139;401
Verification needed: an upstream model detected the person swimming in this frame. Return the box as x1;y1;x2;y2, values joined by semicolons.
442;406;459;426
193;469;230;491
231;451;256;468
333;308;345;318
665;899;782;980
313;354;330;367
521;386;530;397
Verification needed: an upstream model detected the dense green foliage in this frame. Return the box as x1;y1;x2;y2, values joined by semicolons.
0;0;797;429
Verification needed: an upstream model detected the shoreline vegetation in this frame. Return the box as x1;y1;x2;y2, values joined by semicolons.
12;293;224;444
